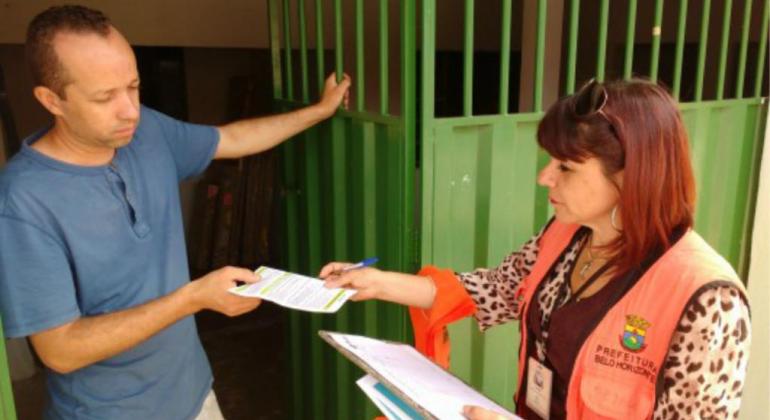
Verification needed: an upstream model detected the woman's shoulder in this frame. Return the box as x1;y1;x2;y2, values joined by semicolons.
661;230;743;289
675;283;749;338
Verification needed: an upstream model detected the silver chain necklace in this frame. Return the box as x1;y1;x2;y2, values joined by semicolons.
579;234;606;278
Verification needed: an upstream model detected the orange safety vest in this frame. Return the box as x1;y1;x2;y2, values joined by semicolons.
514;221;746;419
410;221;746;419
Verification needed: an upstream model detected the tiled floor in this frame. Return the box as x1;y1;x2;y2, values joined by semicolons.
11;304;286;419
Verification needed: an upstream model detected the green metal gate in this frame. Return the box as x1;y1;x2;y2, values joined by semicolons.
420;0;768;412
0;318;17;420
270;0;416;418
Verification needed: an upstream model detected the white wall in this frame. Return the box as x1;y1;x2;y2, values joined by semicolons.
741;102;770;419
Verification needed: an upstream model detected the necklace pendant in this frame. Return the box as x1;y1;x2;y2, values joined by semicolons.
580;261;592;278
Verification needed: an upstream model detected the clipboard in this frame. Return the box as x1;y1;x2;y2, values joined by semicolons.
319;330;435;419
319;330;518;420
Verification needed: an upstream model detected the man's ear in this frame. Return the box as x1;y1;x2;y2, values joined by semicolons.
33;86;65;116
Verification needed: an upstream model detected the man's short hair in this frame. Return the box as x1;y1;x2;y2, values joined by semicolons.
26;5;112;97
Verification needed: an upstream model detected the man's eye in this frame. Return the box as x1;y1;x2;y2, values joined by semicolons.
558;163;570;172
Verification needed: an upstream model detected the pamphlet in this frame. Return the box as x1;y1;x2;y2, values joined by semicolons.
229;266;356;313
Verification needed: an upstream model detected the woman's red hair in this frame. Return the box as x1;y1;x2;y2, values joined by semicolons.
537;79;696;276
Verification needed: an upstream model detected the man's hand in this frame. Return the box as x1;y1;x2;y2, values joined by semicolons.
317;73;352;117
215;72;352;159
188;266;262;316
29;266;262;374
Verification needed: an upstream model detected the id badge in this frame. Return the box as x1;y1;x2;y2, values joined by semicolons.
526;357;553;420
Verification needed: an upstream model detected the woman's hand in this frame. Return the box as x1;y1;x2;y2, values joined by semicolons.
319;262;383;301
462;405;510;420
320;262;436;308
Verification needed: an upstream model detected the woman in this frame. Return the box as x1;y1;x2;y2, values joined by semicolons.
321;79;751;419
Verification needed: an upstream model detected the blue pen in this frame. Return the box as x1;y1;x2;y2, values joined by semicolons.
342;257;379;272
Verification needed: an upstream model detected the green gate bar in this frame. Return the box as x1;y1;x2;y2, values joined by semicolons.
735;0;753;97
421;0;437;268
464;0;475;116
379;0;388;114
278;5;302;415
307;0;323;292
755;0;769;98
623;0;637;80
268;3;304;418
331;2;350;418
673;0;688;99
596;0;609;82
355;0;364;112
717;0;733;100
401;0;418;275
649;0;664;82
269;0;284;100
302;2;327;417
298;0;309;103
695;0;711;101
315;0;324;90
282;0;294;100
0;319;17;420
499;0;512;114
533;0;547;111
565;0;580;94
334;0;343;80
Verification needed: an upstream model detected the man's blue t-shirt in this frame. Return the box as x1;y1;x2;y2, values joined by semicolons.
0;106;219;419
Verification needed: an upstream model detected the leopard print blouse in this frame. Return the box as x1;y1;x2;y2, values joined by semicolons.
458;228;751;419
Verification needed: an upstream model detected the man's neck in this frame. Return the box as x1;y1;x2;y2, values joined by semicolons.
32;124;115;166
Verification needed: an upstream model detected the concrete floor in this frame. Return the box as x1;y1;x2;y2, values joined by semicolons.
11;304;286;419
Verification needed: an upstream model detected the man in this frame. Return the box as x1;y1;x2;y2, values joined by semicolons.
0;5;350;419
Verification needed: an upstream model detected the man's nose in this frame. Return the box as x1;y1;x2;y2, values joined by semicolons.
117;91;139;121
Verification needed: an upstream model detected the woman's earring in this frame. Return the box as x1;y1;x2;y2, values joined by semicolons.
611;206;621;230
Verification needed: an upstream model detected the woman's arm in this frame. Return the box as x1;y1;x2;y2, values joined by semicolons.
320;227;544;324
654;284;751;419
457;230;542;330
320;264;436;308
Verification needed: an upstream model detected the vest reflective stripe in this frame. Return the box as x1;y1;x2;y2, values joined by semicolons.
515;221;745;419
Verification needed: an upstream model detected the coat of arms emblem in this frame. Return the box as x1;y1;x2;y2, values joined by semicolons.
620;314;651;352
